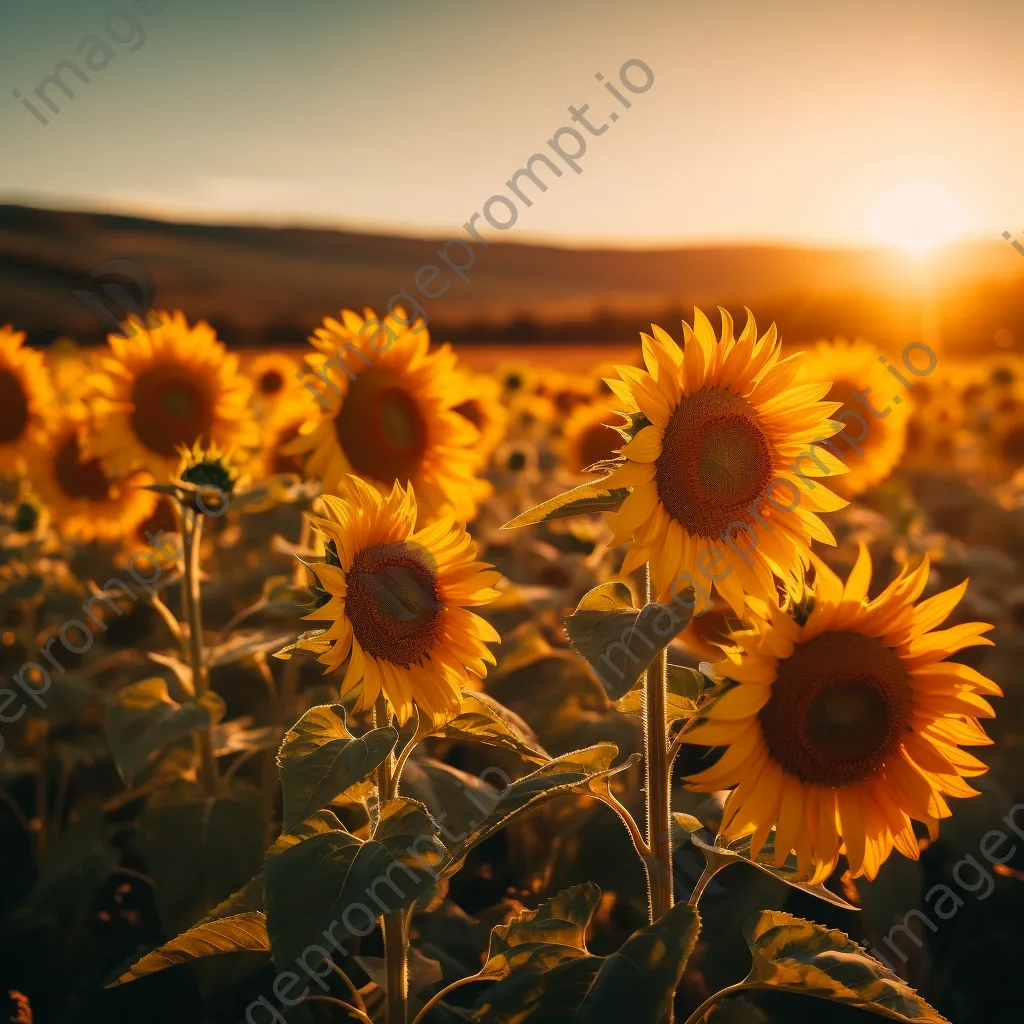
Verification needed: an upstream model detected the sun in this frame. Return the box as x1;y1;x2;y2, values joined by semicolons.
869;184;972;256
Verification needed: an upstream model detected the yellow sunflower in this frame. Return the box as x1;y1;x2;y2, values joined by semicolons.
684;546;998;882
799;338;910;498
85;311;258;481
603;308;848;615
0;326;56;474
289;306;489;522
249;389;320;480
246;351;302;409
557;400;628;475
452;371;509;465
300;476;501;725
23;410;157;545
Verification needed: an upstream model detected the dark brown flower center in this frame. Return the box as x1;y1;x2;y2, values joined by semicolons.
758;630;913;786
0;369;30;445
54;433;112;501
259;369;285;396
345;542;442;667
655;387;774;538
131;367;214;457
334;370;427;483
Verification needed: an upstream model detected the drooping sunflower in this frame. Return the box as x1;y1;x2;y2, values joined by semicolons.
0;326;57;474
557;400;628;475
684;546;998;882
23;410;157;544
246;351;302;409
85;311;258;481
452;370;509;465
299;476;501;725
602;308;848;615
288;307;490;522
799;338;910;498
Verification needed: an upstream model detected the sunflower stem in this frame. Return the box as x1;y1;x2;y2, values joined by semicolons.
642;561;673;927
180;505;218;798
680;982;748;1024
376;694;408;1024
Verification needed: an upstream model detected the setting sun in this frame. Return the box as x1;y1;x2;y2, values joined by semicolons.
869;184;973;255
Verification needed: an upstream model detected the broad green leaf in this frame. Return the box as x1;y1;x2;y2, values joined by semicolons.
613;666;702;723
139;781;265;935
441;744;639;878
430;692;550;763
272;628;333;661
208;629;303;668
565;585;695;699
276;704;398;832
672;814;858;911
373;796;447;902
400;757;504;842
501;480;630;529
265;828;435;971
472;900;700;1022
106;677;214;783
479;882;600;979
107;912;269;986
740;910;950;1022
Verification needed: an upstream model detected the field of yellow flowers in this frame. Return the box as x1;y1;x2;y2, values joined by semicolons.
0;306;1021;1024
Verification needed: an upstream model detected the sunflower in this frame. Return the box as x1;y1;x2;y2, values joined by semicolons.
289;306;489;522
799;338;910;498
23;410;157;545
0;326;56;474
684;546;998;882
250;390;320;479
602;308;848;615
86;311;257;481
299;476;501;725
246;351;301;409
557;400;628;475
452;371;509;465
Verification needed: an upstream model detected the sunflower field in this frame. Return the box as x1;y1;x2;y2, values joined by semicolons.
0;305;1022;1024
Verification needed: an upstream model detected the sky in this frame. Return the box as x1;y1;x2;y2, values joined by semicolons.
0;0;1022;249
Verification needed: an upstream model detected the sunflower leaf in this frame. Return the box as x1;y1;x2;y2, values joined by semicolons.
272;628;333;661
471;900;700;1022
440;744;639;879
672;813;859;911
106;678;216;784
501;480;630;528
429;692;550;763
106;912;270;987
613;664;705;722
276;704;398;833
565;585;696;700
737;910;950;1022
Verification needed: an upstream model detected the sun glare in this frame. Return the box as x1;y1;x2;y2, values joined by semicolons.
869;184;972;256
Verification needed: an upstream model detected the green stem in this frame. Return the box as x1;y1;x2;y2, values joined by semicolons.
376;694;408;1024
180;506;218;797
642;562;673;925
687;863;720;908
410;974;485;1024
680;982;747;1024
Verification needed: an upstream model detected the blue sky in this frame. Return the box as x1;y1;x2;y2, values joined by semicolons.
1;0;1022;247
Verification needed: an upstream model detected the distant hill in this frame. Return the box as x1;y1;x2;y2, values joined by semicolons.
0;203;1021;353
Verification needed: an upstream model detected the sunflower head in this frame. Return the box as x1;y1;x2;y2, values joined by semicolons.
684;545;998;882
600;308;848;616
557;400;629;475
0;326;57;473
174;441;243;516
296;476;501;725
247;351;301;407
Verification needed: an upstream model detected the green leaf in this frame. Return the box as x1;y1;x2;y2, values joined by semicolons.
373;797;447;905
277;704;398;832
739;910;950;1022
672;814;858;912
107;912;270;987
565;584;695;699
479;882;600;979
139;781;265;935
106;678;214;783
265;827;436;971
429;692;550;763
400;757;504;842
472;900;701;1022
272;628;333;661
441;744;638;878
208;629;303;668
613;665;702;723
501;480;630;529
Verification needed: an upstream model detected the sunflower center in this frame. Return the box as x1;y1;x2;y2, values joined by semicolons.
758;630;913;786
0;370;30;445
655;387;774;538
334;370;427;483
345;542;443;667
131;368;214;457
259;369;285;396
54;433;112;501
577;421;620;471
